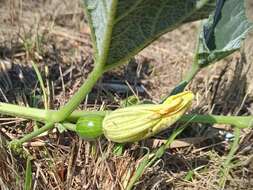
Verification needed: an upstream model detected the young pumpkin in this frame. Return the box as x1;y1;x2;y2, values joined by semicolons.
76;115;104;140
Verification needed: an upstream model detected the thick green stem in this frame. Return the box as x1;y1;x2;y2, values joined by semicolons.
183;61;201;83
0;103;106;122
0;102;50;121
180;114;253;129
9;122;54;148
46;65;104;122
0;103;99;123
169;63;200;96
168;22;203;97
18;122;54;144
169;58;201;95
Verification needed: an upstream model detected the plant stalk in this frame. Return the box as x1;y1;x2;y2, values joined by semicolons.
10;122;54;147
183;61;201;83
180;114;253;129
45;65;104;122
1;105;253;129
168;21;203;97
0;103;106;122
0;102;49;121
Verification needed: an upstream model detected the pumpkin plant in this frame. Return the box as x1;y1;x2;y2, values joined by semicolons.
0;0;252;179
0;0;251;146
0;0;252;188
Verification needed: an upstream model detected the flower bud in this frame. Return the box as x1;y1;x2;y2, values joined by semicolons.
103;91;194;143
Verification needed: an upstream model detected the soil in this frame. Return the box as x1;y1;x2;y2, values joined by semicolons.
0;0;253;190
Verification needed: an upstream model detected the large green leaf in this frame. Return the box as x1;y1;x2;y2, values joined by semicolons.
83;0;216;70
198;0;253;66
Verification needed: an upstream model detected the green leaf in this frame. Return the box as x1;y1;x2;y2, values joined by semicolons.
83;0;215;70
198;0;253;66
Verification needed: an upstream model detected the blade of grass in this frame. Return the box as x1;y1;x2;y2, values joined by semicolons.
113;143;125;156
147;122;190;168
31;60;48;110
126;116;194;190
126;150;150;190
24;157;32;190
219;127;241;188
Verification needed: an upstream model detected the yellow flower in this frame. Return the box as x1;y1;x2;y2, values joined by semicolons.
103;91;194;143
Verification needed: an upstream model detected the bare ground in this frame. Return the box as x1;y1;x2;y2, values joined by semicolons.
0;0;253;189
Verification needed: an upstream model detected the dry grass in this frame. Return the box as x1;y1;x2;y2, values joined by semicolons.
0;0;253;189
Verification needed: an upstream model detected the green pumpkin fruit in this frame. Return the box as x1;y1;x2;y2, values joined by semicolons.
76;115;104;139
